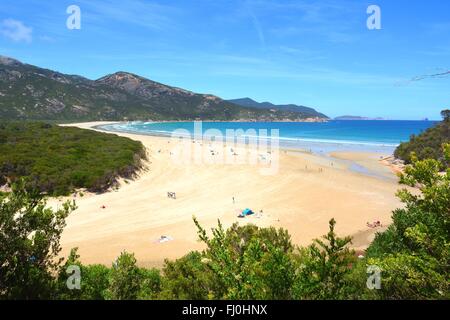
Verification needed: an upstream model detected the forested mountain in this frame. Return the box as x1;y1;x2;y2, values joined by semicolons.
0;56;327;122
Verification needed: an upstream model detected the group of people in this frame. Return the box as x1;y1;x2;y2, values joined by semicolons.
367;220;382;228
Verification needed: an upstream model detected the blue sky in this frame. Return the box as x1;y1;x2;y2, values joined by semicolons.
0;0;449;120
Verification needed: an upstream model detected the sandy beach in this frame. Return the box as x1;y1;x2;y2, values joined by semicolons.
54;122;403;268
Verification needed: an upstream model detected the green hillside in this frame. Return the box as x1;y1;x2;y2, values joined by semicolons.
395;110;450;167
0;122;146;195
228;97;328;119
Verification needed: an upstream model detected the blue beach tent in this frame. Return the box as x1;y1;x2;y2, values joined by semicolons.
239;208;254;218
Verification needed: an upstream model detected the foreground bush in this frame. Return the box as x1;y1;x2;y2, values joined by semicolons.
366;144;450;299
57;250;162;300
292;219;357;300
0;181;75;299
191;220;296;300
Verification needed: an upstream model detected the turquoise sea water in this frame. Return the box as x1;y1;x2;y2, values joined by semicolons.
99;120;437;154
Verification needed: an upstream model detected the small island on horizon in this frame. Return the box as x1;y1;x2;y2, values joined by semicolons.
334;115;387;121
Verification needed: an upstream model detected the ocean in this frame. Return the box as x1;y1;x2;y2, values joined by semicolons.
98;120;437;154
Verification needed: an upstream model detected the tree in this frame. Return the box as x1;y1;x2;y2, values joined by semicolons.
441;109;450;122
106;251;141;300
160;252;211;300
292;219;356;299
0;180;75;299
366;144;450;299
193;218;295;299
57;248;110;300
137;267;162;300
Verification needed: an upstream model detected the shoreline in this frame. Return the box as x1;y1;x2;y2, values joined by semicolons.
56;121;403;268
94;121;400;180
94;121;399;153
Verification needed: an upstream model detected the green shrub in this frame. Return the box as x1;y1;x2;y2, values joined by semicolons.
366;144;450;299
0;180;75;299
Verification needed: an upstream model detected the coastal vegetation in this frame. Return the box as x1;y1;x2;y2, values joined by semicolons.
395;109;450;167
0;122;146;196
1;143;448;300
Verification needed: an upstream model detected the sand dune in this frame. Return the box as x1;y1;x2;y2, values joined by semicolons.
55;122;403;268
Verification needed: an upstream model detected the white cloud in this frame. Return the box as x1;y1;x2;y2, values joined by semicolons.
0;19;32;43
